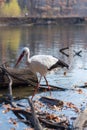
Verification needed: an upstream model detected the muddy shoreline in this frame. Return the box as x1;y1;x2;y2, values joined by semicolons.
0;16;85;26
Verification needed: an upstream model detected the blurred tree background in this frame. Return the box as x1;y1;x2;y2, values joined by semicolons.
0;0;21;17
0;0;87;17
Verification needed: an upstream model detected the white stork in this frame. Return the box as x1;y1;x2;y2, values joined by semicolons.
15;47;69;98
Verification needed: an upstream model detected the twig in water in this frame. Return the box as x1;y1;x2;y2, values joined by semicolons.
59;47;69;57
73;50;82;57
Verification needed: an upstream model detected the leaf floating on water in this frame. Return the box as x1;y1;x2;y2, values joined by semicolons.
52;105;62;111
46;113;60;122
3;104;22;112
76;89;83;94
64;71;67;76
66;102;80;113
2;104;11;113
9;118;17;126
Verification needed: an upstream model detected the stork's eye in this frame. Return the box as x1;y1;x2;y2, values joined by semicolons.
23;50;26;54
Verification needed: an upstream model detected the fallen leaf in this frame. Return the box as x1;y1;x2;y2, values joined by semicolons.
46;114;60;122
66;102;80;113
24;128;34;130
76;89;83;94
64;71;67;76
52;105;62;111
9;118;17;126
84;82;87;85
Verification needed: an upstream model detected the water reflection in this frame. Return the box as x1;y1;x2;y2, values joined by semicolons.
0;24;87;96
0;26;21;63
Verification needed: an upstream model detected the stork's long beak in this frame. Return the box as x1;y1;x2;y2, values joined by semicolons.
15;52;24;67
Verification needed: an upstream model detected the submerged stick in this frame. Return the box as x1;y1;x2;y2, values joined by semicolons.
59;47;69;57
73;50;82;57
39;84;67;91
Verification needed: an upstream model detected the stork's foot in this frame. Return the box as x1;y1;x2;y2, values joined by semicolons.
31;83;40;100
44;85;52;96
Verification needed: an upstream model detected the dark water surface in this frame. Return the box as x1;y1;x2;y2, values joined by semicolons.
0;24;87;129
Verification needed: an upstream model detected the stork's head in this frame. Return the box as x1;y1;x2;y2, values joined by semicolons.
15;47;30;67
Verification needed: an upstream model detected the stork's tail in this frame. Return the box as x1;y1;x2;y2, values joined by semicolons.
48;59;69;71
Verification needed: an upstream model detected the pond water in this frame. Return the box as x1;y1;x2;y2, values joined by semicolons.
0;24;87;91
0;24;87;129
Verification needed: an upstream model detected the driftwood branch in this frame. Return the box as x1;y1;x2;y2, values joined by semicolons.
39;97;64;107
28;98;43;130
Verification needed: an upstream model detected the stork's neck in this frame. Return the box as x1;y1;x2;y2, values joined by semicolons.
26;53;31;64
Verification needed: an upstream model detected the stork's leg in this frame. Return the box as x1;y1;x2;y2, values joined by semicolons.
44;76;50;89
31;76;42;99
44;76;51;95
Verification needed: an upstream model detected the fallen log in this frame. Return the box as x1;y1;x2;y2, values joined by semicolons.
0;67;38;88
